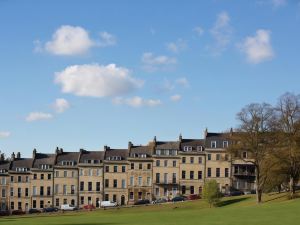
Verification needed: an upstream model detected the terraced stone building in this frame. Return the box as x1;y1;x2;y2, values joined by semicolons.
0;131;255;211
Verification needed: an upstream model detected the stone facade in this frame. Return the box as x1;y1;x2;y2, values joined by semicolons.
0;131;256;211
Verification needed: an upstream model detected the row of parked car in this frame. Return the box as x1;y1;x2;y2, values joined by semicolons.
0;195;201;216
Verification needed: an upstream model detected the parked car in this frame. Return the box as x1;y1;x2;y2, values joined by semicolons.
100;201;118;208
134;199;150;205
61;204;77;211
43;207;59;213
0;210;10;216
227;190;244;196
172;196;186;202
152;198;168;204
11;210;26;215
28;208;41;214
83;204;96;210
187;194;200;200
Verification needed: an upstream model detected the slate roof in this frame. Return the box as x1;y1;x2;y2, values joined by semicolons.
55;152;80;166
129;145;153;157
79;150;104;163
105;148;128;160
155;141;180;150
33;153;56;168
0;160;10;171
180;139;205;151
205;132;230;149
10;158;33;171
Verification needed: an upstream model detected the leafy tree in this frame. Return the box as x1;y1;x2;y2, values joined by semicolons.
202;180;221;207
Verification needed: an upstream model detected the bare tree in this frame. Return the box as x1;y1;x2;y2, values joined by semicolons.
229;103;275;203
274;92;300;198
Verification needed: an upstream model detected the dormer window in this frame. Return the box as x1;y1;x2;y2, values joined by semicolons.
16;167;28;172
197;146;204;152
223;141;229;148
107;156;122;161
183;146;192;152
242;151;247;159
156;150;161;155
0;169;6;173
62;161;75;166
211;141;217;148
40;164;52;170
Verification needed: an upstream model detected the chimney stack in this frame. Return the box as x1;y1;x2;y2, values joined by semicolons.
55;147;59;155
33;148;37;159
16;152;21;159
179;133;182;142
128;141;133;150
11;152;15;161
204;128;208;138
230;127;233;136
0;153;4;161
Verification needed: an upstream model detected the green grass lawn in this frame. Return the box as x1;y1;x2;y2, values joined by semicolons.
1;193;300;225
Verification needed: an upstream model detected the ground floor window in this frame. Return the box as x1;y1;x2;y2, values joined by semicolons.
80;196;84;205
71;199;75;206
113;194;117;202
199;186;203;194
164;187;168;196
190;186;194;194
138;192;142;200
155;188;159;196
40;200;44;209
88;197;91;205
56;198;59;207
96;198;100;207
63;199;67;204
18;202;21;210
32;200;36;208
105;194;109;201
10;201;14;210
182;186;186;194
129;192;134;200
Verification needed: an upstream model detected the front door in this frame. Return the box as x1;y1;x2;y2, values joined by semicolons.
121;195;125;205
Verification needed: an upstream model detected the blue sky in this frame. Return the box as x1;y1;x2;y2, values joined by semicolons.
1;0;300;157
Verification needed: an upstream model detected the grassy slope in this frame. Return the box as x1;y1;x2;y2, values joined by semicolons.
1;193;300;225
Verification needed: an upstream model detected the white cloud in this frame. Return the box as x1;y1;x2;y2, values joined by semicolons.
0;131;11;139
209;11;233;55
26;112;53;122
170;94;182;102
166;39;187;53
193;26;204;36
45;25;94;56
53;98;70;113
55;64;144;98
176;77;189;88
113;96;162;108
98;31;117;47
142;52;177;72
37;25;116;56
239;29;274;64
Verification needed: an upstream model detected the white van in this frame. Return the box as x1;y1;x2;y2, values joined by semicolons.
99;201;117;208
61;204;77;211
